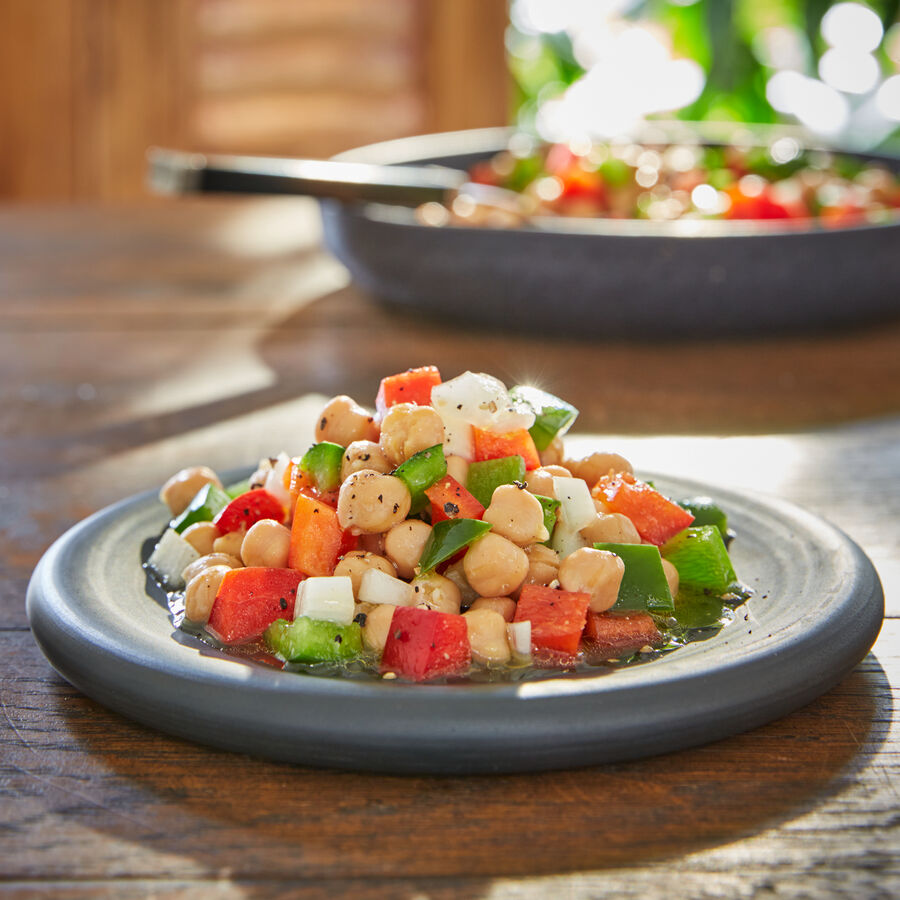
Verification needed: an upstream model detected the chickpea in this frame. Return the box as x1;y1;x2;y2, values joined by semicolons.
384;519;432;579
182;521;219;556
565;451;633;488
662;559;680;598
159;466;222;517
463;609;512;665
580;512;641;545
334;550;397;595
539;435;565;466
469;596;516;622
445;454;469;485
520;544;560;593
213;531;245;561
411;572;461;614
341;440;390;481
482;484;549;547
378;403;445;467
558;547;625;613
240;519;291;569
463;533;529;598
183;565;231;624
524;465;572;498
337;469;412;534
361;603;396;653
182;552;242;585
315;395;379;446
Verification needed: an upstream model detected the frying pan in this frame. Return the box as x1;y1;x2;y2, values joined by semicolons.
149;126;900;338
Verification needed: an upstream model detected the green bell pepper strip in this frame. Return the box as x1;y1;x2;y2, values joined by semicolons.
392;444;447;515
299;441;345;492
170;482;231;534
264;616;364;664
224;478;251;499
465;455;526;508
533;493;560;543
510;385;578;452
593;542;674;612
661;525;736;594
418;518;492;573
677;497;728;539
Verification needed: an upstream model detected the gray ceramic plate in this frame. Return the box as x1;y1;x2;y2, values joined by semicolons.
27;473;883;774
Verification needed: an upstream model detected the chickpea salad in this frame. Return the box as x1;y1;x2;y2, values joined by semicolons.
418;137;900;228
146;368;749;683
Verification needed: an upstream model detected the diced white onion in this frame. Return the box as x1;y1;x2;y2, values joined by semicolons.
552;476;596;531
147;528;201;589
437;408;474;460
550;520;589;557
431;371;534;434
357;568;415;607
263;451;293;517
297;575;355;625
507;620;532;660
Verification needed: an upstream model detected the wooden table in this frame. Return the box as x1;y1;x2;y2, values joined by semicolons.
2;199;898;898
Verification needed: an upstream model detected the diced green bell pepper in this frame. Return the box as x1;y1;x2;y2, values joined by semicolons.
170;482;230;533
661;525;736;594
670;586;729;630
509;385;578;452
418;518;492;573
593;542;674;612
300;441;345;492
265;616;363;664
678;497;728;539
225;478;251;499
466;455;526;508
392;444;447;514
533;493;560;543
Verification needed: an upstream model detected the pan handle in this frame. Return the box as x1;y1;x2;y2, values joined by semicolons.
147;148;467;206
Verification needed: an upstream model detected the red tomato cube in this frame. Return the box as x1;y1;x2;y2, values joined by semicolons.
214;489;285;535
375;366;442;417
583;611;662;659
514;585;590;655
381;606;471;681
207;567;304;644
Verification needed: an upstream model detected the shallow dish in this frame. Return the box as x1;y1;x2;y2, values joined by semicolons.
27;470;883;774
322;126;900;337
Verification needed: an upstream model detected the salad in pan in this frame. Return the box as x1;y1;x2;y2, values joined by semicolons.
418;138;900;228
146;368;748;682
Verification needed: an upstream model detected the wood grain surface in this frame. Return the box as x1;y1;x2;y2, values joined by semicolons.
1;199;898;898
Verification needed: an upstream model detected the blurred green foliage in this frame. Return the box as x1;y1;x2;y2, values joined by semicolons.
508;0;900;145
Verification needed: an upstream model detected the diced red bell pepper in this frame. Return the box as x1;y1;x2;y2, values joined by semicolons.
425;474;484;523
375;366;442;417
583;611;662;659
514;584;590;655
207;567;303;644
288;463;339;509
381;606;471;681
592;473;694;546
214;489;285;535
472;427;540;471
288;493;353;576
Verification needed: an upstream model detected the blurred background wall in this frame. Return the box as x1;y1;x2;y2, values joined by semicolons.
0;0;509;201
1;0;898;203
